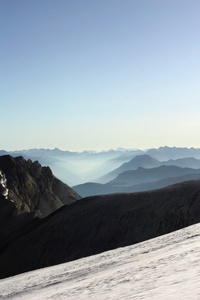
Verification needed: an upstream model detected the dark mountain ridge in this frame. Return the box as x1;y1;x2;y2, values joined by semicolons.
110;165;200;186
73;173;200;197
1;178;200;279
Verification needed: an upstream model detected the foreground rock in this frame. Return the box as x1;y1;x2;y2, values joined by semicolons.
0;180;200;279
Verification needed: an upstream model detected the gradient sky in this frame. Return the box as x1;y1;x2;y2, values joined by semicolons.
1;0;200;151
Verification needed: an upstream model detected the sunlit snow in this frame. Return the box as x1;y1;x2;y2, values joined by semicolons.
1;223;200;299
0;170;9;198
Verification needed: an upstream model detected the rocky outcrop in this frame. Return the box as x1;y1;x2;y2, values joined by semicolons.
0;180;200;279
0;155;80;218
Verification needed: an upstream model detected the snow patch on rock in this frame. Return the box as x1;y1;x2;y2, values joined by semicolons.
0;170;8;198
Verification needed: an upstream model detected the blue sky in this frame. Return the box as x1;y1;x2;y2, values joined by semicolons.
1;0;200;151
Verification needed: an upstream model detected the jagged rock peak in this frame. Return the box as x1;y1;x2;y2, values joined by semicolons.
0;155;81;218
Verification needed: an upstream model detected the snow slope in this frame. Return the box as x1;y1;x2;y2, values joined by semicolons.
1;223;200;299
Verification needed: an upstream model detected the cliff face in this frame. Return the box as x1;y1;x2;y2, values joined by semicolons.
0;155;80;218
0;179;200;279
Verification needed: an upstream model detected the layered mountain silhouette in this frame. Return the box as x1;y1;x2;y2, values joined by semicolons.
163;157;200;168
110;165;200;186
97;154;200;184
73;165;200;197
2;147;200;186
1;178;200;279
146;146;200;160
97;154;161;183
1;148;141;185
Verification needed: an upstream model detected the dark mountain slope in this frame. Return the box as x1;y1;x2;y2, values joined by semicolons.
123;173;200;193
109;165;200;186
73;173;200;197
73;165;200;197
1;180;200;279
73;182;114;197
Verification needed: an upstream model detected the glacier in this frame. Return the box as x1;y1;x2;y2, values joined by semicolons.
0;223;200;299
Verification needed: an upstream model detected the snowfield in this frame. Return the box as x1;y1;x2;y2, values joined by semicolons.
1;223;200;299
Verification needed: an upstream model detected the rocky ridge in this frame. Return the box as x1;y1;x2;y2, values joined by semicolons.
0;155;80;218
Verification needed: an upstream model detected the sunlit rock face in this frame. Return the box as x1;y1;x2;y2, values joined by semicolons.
0;170;8;198
0;168;16;223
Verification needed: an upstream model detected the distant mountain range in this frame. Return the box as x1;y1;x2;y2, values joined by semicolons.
97;154;161;183
98;154;200;183
1;146;200;186
73;170;200;197
146;146;200;161
73;154;200;197
0;148;141;186
2;147;200;198
110;165;200;186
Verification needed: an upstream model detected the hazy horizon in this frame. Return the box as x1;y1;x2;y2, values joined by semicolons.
1;0;199;151
3;145;200;153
